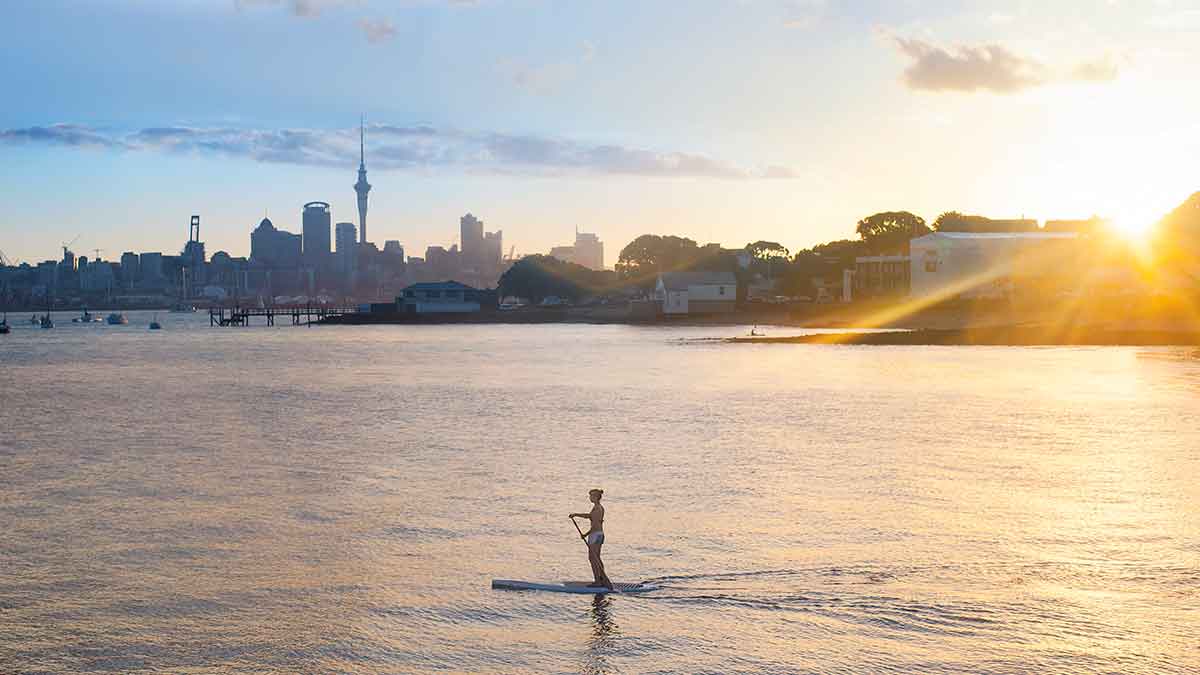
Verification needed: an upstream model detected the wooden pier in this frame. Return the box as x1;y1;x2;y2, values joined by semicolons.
209;305;357;327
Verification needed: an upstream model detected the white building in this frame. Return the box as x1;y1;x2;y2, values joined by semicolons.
656;271;737;315
910;231;1082;300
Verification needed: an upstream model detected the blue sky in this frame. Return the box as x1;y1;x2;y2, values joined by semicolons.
2;0;1199;264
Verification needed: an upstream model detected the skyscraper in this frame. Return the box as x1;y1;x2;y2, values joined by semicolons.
354;117;371;245
460;213;483;265
302;201;331;265
335;222;357;255
573;231;604;270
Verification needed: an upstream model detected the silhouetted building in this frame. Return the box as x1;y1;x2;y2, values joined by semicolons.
383;240;404;258
482;230;502;266
138;252;166;289
573;231;604;270
355;119;371;245
250;217;302;268
398;281;485;314
460;213;484;265
120;252;139;288
302;202;332;265
336;222;357;254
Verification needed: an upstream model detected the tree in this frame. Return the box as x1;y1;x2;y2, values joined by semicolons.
855;211;930;254
615;234;704;287
1155;191;1200;267
498;255;614;303
932;211;966;231
745;240;790;261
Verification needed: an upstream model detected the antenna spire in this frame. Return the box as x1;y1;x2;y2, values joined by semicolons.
359;114;365;168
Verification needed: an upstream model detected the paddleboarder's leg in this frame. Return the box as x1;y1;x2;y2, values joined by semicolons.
587;534;612;589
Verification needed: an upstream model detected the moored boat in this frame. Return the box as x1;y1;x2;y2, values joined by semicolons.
106;313;129;325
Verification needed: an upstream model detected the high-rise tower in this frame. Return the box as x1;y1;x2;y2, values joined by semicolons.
354;116;372;245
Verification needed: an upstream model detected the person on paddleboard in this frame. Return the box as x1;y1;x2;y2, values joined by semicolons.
570;489;612;589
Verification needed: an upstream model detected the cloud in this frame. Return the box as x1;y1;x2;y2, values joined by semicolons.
781;0;827;29
232;0;346;17
1;123;798;180
889;37;1120;93
0;124;128;149
357;17;396;43
892;37;1047;93
1071;53;1120;82
498;41;598;95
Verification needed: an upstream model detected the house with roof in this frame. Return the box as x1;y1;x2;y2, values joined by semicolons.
397;280;486;314
655;271;738;315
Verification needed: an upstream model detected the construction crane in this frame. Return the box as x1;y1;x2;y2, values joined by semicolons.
93;248;104;261
62;234;81;259
505;245;516;261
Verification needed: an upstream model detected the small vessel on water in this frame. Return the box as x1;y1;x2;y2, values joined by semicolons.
106;312;129;325
149;314;162;330
73;308;101;323
40;314;54;329
0;313;10;335
169;302;197;313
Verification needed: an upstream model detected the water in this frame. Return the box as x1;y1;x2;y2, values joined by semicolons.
2;314;1198;673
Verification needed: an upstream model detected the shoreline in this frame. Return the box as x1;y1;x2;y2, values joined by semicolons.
726;327;1200;346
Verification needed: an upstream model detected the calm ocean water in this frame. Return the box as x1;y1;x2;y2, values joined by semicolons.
1;312;1197;674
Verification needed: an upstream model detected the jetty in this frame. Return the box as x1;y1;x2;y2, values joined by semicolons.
209;305;356;327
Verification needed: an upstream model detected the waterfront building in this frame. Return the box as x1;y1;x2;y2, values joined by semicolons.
398;280;485;314
355;118;371;245
302;202;332;265
656;271;737;315
250;217;302;268
120;252;139;289
139;252;166;289
549;245;575;261
853;255;911;297
909;231;1083;300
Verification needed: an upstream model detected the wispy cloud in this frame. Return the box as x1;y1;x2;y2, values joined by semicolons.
357;17;397;43
232;0;347;17
889;36;1119;94
1;123;797;180
497;41;598;95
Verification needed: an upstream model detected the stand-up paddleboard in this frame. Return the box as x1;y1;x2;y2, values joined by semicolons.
492;579;657;594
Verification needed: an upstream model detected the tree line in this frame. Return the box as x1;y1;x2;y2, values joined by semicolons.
498;196;1200;302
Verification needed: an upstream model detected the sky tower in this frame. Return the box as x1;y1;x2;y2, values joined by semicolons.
354;116;372;245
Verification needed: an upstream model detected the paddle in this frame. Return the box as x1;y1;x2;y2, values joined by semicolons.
569;516;587;544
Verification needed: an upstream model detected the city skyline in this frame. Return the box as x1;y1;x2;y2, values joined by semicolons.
4;1;1200;265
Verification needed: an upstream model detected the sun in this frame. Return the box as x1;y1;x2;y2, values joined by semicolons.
1108;207;1158;240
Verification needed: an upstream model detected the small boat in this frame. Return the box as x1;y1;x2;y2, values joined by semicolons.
149;314;162;330
106;313;129;325
0;313;10;335
749;325;764;336
40;314;54;329
73;308;101;323
169;302;197;313
30;315;39;325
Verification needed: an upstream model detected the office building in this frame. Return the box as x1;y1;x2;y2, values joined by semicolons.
302;201;332;265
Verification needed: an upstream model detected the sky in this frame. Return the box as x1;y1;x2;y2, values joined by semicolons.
2;0;1199;266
